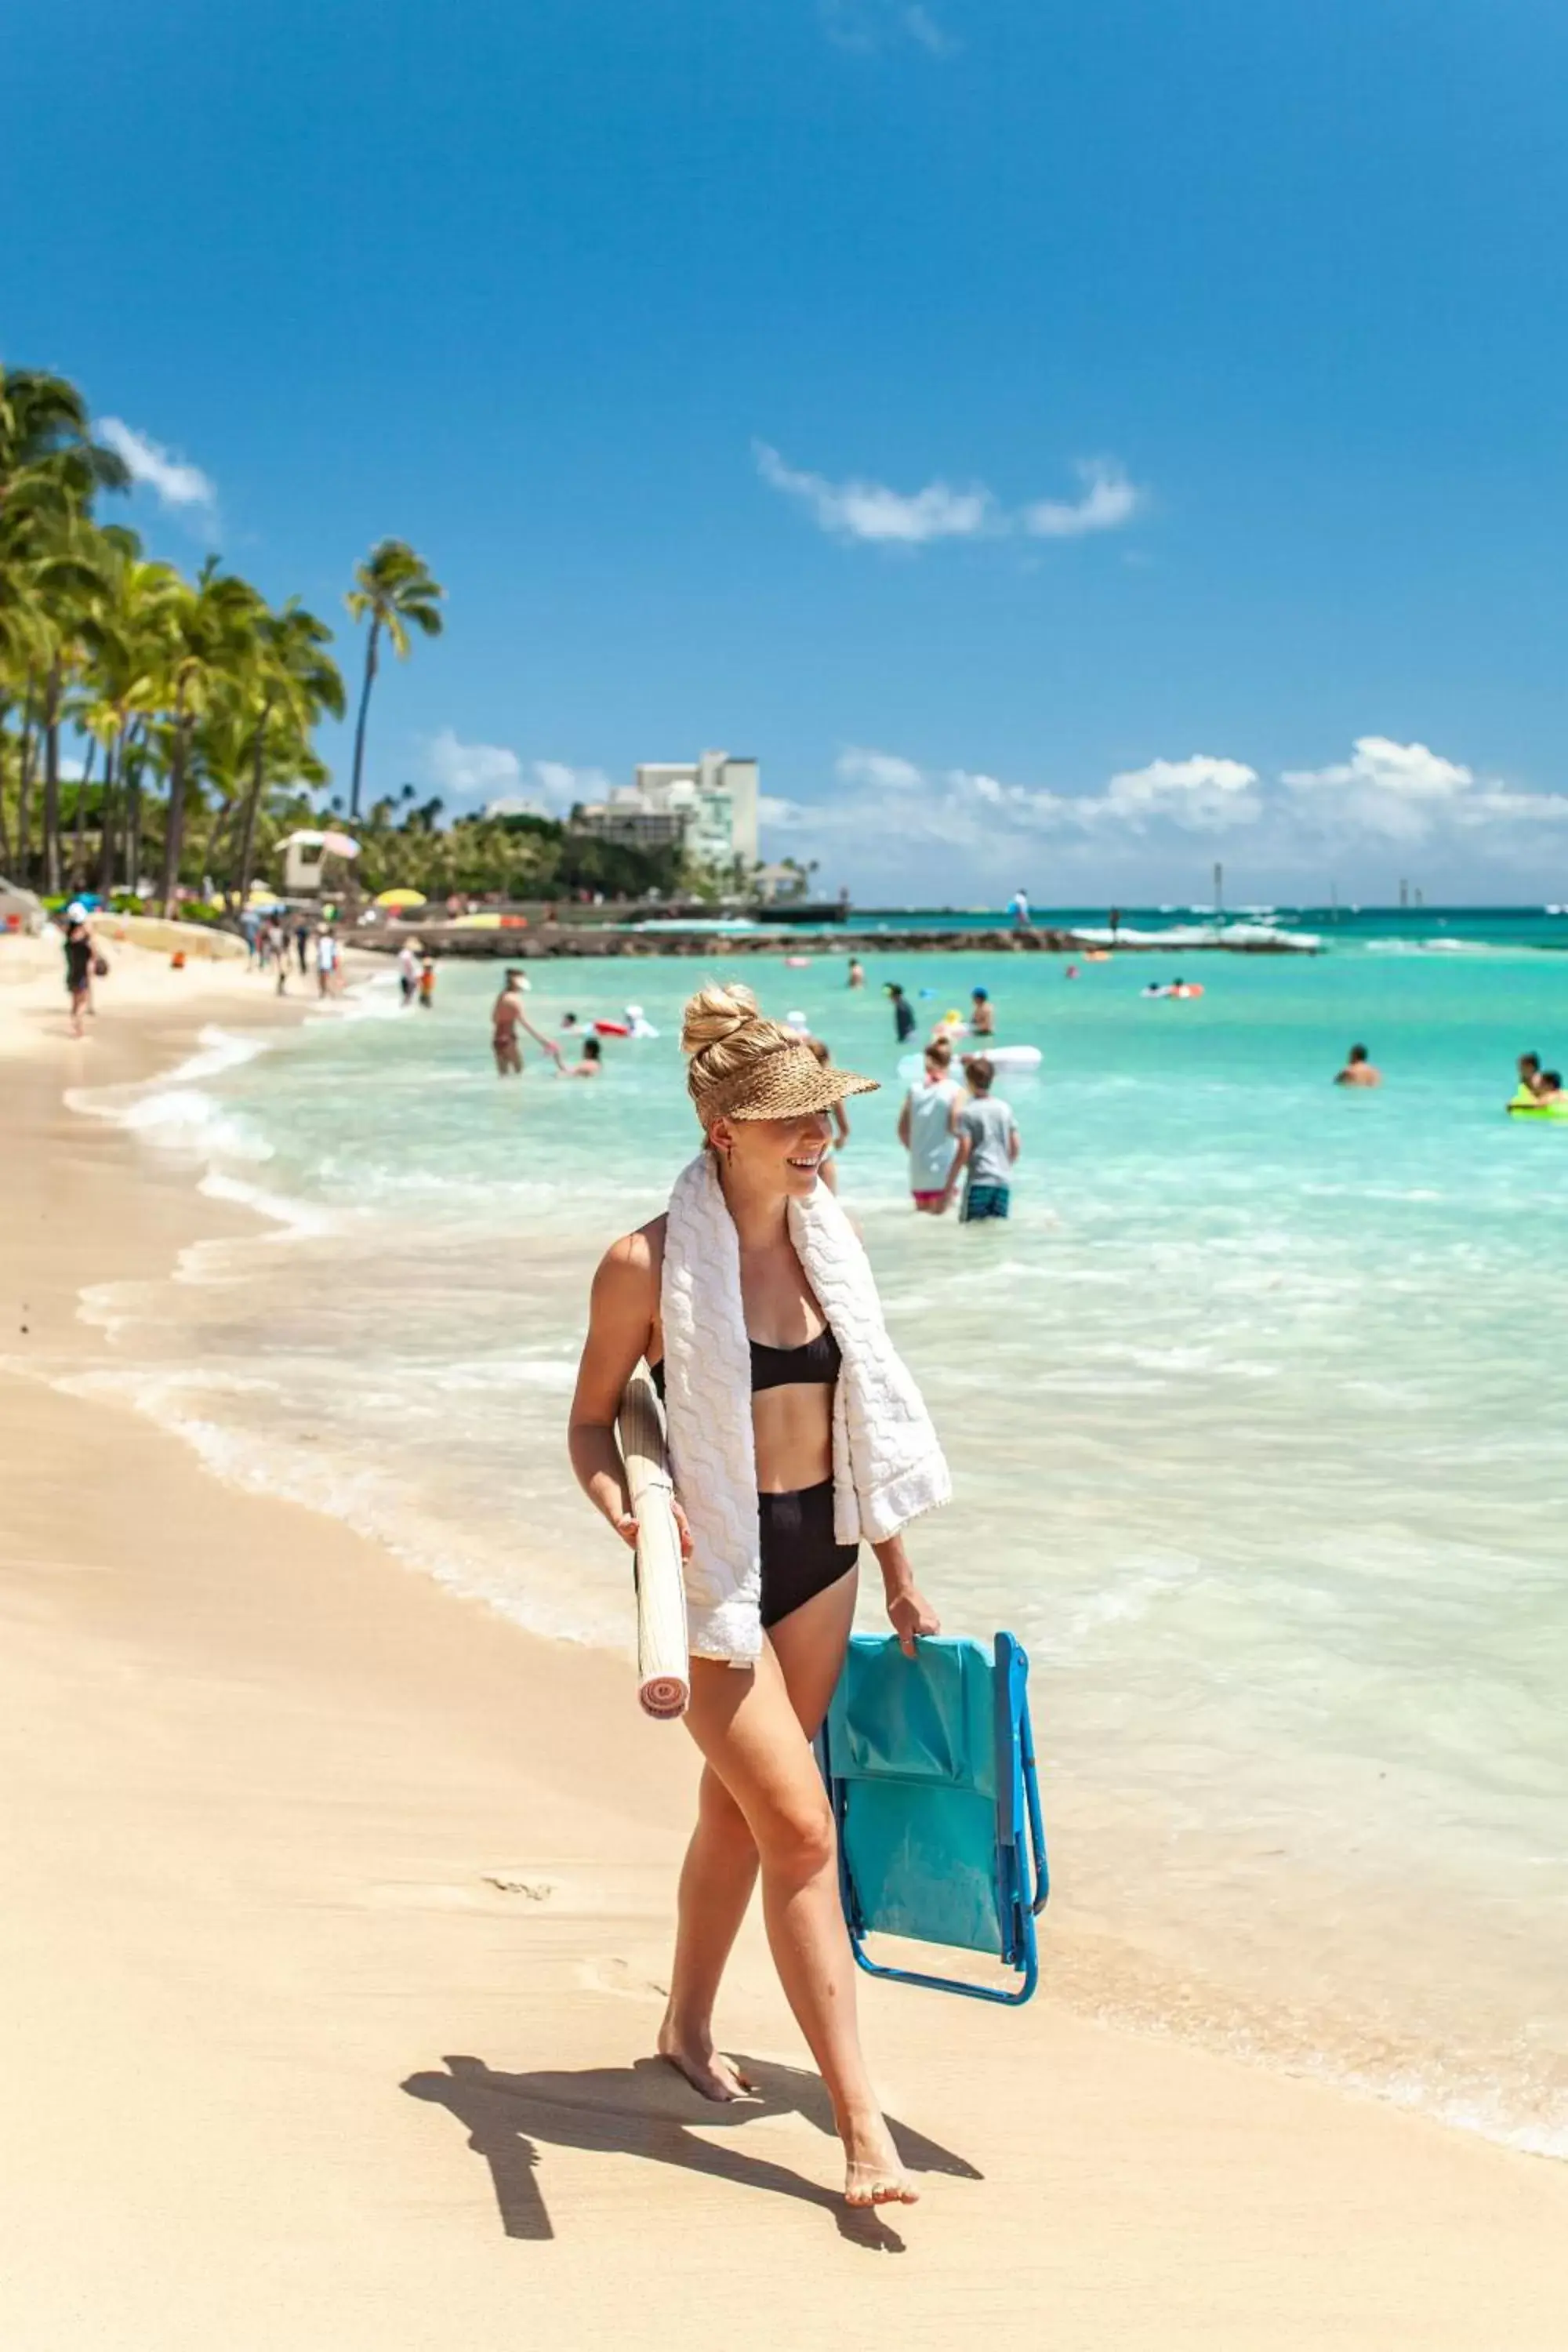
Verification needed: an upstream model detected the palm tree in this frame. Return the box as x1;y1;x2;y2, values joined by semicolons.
153;562;266;914
1;371;126;884
78;532;181;892
232;598;344;906
344;539;443;820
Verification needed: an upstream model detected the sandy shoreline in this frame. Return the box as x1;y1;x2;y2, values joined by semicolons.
3;975;1567;2348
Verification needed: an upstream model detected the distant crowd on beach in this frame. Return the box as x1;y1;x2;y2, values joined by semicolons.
245;909;347;1001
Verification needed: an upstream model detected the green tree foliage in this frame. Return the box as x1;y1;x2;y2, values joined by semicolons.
1;364;350;910
350;803;684;902
344;539;444;820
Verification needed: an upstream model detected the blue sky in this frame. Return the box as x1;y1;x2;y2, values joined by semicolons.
9;0;1568;902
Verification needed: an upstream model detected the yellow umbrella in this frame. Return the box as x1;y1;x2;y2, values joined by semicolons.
375;887;427;908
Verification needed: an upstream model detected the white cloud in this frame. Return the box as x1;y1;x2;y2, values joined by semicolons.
755;443;991;544
1282;736;1472;800
424;738;615;813
1106;754;1261;830
821;2;956;54
836;746;924;789
1461;789;1568;825
100;418;216;513
426;728;522;800
1280;737;1486;845
483;794;551;819
531;759;613;806
755;442;1144;550
1023;460;1144;540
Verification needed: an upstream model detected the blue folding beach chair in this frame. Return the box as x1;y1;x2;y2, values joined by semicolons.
818;1632;1048;2006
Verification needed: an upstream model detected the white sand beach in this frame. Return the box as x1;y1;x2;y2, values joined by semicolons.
3;972;1567;2351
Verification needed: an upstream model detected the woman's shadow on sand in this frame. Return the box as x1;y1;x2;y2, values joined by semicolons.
402;2052;980;2252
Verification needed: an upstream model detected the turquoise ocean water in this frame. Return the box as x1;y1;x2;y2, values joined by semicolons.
62;931;1568;2154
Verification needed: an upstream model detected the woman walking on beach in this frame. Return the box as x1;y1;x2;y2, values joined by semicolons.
568;983;947;2209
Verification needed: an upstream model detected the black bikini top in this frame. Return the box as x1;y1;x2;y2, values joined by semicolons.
650;1325;840;1400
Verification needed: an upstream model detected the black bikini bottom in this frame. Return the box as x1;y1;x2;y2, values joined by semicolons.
759;1479;858;1628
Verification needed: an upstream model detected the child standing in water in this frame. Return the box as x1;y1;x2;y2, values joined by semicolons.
951;1054;1020;1222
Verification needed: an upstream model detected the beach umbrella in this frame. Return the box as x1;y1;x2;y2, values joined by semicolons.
375;887;427;907
321;829;360;859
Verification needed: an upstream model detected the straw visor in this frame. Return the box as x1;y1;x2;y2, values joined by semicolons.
693;1036;880;1123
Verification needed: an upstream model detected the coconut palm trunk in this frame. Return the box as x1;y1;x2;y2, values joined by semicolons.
96;730;122;894
235;693;274;907
0;695;12;871
69;734;96;885
125;734;144;893
15;677;38;885
41;659;63;892
160;702;192;916
347;614;380;821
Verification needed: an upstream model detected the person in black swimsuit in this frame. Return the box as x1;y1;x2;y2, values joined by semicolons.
568;982;942;2212
649;1326;855;1626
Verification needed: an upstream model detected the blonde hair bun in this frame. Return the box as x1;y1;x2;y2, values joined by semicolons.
680;981;760;1058
680;981;803;1120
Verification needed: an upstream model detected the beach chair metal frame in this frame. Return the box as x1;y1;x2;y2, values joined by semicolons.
818;1631;1049;2007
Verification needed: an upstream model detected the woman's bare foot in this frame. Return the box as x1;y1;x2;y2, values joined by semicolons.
657;2016;754;2102
842;2112;920;2208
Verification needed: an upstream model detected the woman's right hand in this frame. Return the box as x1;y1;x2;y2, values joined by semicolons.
611;1497;693;1559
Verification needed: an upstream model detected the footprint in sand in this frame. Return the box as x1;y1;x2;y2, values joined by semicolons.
581;1955;669;2002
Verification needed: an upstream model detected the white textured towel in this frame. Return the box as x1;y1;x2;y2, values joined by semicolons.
660;1149;951;1664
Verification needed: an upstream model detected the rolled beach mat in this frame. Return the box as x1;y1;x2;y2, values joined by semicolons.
616;1366;690;1719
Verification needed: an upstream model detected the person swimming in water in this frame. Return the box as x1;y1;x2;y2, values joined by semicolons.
1334;1043;1382;1087
1513;1051;1546;1105
969;986;995;1038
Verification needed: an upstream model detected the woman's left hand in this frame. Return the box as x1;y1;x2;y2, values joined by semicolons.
887;1584;940;1657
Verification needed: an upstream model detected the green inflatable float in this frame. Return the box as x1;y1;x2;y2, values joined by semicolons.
1508;1087;1568;1120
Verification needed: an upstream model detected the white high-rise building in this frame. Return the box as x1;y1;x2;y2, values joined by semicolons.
575;750;760;872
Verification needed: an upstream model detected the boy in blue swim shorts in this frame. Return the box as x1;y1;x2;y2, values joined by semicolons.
953;1055;1020;1222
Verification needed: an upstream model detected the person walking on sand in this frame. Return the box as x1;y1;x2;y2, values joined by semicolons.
314;924;337;999
1334;1043;1381;1087
897;1036;966;1214
951;1054;1020;1222
568;983;945;2209
63;916;93;1037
